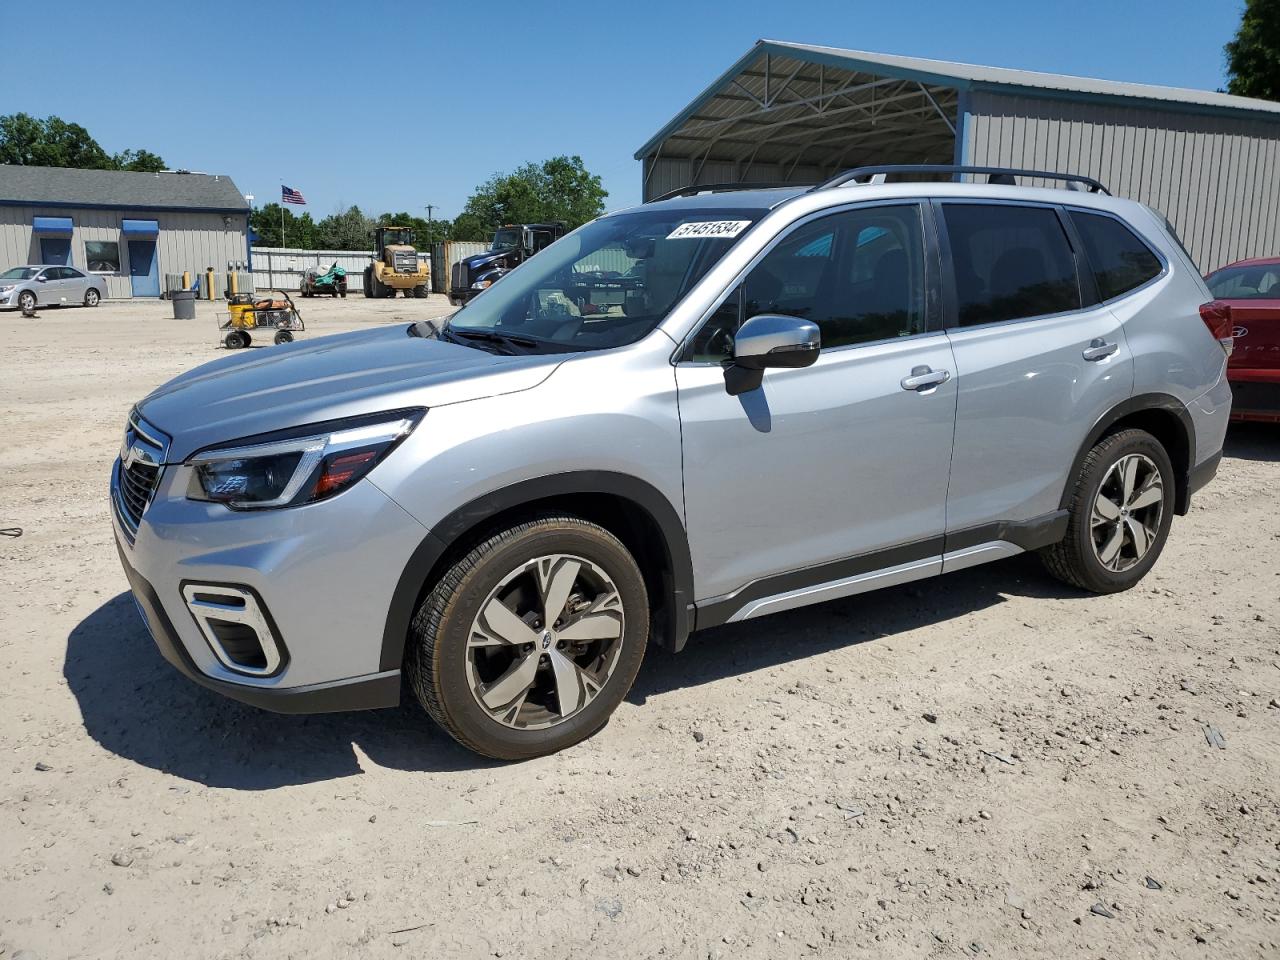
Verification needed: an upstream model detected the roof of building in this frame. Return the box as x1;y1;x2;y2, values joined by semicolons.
0;164;250;213
636;39;1280;161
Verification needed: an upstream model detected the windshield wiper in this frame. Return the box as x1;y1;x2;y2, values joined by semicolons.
441;325;540;355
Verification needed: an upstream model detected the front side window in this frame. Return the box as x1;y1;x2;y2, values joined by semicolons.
685;204;927;361
442;206;767;353
85;241;121;273
1070;211;1162;301
943;203;1081;326
1207;263;1280;300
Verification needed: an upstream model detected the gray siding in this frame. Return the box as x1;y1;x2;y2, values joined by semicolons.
962;91;1280;272
0;206;249;298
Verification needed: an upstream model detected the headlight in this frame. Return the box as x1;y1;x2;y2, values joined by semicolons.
470;279;493;290
0;285;14;293
186;409;422;510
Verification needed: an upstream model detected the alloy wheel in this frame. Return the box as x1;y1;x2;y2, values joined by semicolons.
1090;453;1164;572
465;554;625;730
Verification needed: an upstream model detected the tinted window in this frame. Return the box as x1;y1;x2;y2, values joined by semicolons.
1071;211;1162;301
686;204;927;361
62;267;85;279
943;204;1080;326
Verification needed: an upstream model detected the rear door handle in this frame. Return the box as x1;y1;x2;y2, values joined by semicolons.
1082;338;1119;361
900;365;951;392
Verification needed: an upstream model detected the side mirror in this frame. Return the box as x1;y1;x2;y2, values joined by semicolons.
35;275;48;282
725;313;820;396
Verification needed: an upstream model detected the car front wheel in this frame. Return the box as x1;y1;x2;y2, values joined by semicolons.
18;290;36;311
407;515;649;760
1040;428;1174;593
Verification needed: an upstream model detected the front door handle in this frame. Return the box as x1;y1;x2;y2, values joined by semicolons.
900;365;951;392
1082;338;1119;362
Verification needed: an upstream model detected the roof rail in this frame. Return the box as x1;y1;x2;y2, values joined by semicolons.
812;165;1110;195
646;181;812;204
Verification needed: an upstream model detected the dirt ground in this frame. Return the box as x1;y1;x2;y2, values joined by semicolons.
1;297;1278;960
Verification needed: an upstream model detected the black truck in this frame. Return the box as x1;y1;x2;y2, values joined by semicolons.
448;222;565;306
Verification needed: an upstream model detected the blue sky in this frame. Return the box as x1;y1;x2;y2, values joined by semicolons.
0;0;1243;220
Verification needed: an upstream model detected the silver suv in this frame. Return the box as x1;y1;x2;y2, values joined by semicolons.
112;166;1231;760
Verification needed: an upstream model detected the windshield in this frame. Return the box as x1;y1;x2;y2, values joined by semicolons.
382;229;413;246
491;228;521;252
1;267;38;281
446;207;765;353
1207;263;1280;300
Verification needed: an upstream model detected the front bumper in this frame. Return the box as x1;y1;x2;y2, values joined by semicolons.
111;456;429;713
118;543;400;712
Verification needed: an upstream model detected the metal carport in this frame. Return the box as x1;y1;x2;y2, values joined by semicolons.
636;40;1280;270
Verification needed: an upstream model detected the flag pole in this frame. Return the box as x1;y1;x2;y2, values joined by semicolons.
280;189;286;249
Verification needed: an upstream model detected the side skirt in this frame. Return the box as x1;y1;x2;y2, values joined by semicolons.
693;510;1067;630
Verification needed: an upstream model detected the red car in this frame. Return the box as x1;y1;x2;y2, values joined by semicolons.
1205;257;1280;422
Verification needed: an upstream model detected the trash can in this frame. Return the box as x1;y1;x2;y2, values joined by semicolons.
171;289;198;320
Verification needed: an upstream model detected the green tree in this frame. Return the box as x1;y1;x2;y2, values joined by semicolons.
317;205;375;251
1225;0;1280;101
0;112;167;170
377;211;451;249
451;155;607;241
249;203;317;248
112;148;166;173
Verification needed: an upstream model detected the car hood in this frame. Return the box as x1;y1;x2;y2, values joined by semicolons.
138;324;563;461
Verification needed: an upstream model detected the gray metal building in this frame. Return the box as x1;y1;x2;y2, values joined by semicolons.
0;165;250;298
636;41;1280;271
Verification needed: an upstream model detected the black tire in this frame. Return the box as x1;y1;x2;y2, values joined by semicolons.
84;288;101;307
18;290;36;312
224;331;246;349
273;329;293;345
1040;428;1175;593
407;514;649;761
413;285;427;298
363;267;374;299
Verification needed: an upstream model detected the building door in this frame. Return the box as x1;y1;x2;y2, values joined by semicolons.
128;240;160;297
40;238;71;266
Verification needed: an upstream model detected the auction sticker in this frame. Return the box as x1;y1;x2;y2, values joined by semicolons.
666;220;752;240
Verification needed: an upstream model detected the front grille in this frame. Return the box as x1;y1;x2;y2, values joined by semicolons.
451;261;467;292
393;252;418;274
113;411;170;542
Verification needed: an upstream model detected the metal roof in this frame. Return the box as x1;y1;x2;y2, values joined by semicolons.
0;164;250;213
636;39;1280;163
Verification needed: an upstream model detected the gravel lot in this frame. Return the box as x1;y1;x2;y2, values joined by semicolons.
1;298;1278;959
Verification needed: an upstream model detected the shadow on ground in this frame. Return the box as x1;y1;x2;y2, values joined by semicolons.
65;593;491;790
68;554;1079;789
1224;421;1279;463
630;552;1080;702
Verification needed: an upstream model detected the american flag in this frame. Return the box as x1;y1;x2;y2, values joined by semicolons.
281;185;307;205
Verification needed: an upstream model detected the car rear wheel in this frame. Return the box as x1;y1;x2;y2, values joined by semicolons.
84;288;101;307
407;515;649;760
1040;428;1174;593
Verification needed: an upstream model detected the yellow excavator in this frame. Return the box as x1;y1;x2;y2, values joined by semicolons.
362;225;430;299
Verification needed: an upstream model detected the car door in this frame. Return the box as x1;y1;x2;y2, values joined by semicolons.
937;200;1133;562
60;266;88;303
675;202;958;623
33;268;60;304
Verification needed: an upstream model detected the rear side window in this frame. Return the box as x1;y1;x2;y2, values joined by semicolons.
1070;210;1163;301
942;204;1081;326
